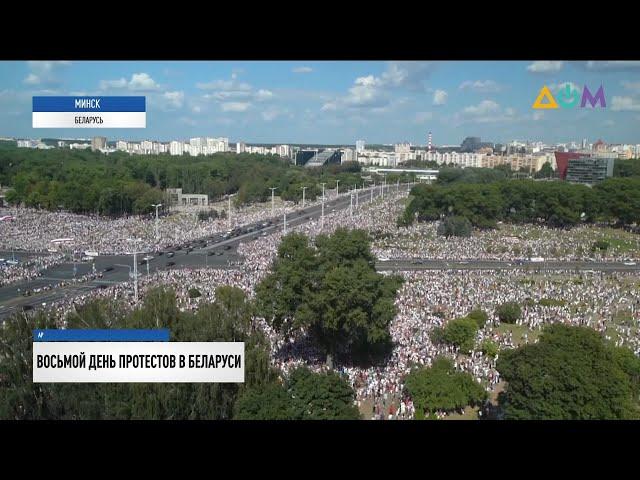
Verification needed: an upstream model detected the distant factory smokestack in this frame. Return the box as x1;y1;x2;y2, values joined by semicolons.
428;132;432;152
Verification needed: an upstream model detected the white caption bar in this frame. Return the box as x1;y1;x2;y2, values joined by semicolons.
33;342;244;383
33;112;146;128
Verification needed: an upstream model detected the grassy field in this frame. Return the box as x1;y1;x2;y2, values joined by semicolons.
492;323;540;347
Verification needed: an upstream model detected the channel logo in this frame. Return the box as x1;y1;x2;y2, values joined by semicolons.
532;84;606;109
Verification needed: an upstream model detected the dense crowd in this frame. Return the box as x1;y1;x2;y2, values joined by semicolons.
0;253;66;287
8;184;640;420
0;196;329;255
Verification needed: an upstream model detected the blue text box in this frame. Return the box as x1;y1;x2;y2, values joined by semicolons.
33;329;169;342
33;96;146;112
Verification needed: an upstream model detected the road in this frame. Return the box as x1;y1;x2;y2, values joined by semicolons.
4;185;640;320
0;185;399;319
375;259;640;272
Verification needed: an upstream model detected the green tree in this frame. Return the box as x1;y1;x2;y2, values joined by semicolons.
256;229;402;363
234;367;361;420
441;317;479;353
467;309;489;329
405;357;487;417
437;216;473;237
497;325;640;419
480;340;499;358
495;302;521;324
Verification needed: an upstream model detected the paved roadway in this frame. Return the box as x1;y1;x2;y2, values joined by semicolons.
0;186;396;319
375;259;640;272
3;184;640;320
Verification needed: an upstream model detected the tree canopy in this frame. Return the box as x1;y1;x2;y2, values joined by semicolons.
255;228;403;363
496;324;640;420
404;357;487;418
234;367;361;420
495;302;521;324
0;286;277;420
402;177;640;230
0;147;368;214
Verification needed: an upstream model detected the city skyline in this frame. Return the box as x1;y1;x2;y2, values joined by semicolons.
1;60;640;144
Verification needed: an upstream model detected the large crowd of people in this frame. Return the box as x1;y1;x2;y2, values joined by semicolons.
0;253;66;287
0;196;329;255
6;184;640;419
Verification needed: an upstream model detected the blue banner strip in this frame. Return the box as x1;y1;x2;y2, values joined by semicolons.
33;96;146;112
33;329;169;342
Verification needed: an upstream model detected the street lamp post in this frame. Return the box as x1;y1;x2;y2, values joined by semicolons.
320;183;326;230
269;187;278;216
355;185;359;209
335;180;340;197
151;203;162;243
227;193;236;230
301;186;307;209
371;181;374;202
133;251;138;302
350;192;353;217
283;211;287;234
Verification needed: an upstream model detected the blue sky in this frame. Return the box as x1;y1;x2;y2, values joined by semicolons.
1;60;640;145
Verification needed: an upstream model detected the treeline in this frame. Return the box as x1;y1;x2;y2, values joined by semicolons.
614;158;640;177
401;178;640;229
0;147;366;215
0;285;360;420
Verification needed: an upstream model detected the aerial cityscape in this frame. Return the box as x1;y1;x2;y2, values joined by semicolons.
2;60;640;421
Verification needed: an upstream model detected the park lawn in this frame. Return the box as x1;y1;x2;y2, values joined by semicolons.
492;323;540;347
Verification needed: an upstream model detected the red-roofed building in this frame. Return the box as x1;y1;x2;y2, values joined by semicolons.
593;139;607;152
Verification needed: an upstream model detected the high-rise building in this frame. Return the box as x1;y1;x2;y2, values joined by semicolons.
169;141;184;156
582;138;587;149
341;148;355;163
91;136;107;151
236;141;246;154
460;136;481;152
356;140;365;153
566;156;614;185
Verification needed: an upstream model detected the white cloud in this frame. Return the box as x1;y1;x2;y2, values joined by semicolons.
463;100;500;115
221;102;251;112
23;74;41;85
453;100;517;125
548;81;581;93
611;96;640;112
197;74;273;108
23;61;71;86
162;91;184;109
382;61;436;91
129;73;159;91
526;61;564;73
255;89;274;101
320;62;436;113
99;73;159;91
432;89;448;105
196;78;252;91
292;66;313;73
99;78;127;89
261;107;287;121
532;111;544;121
459;80;502;93
585;61;640;71
603;119;615;127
